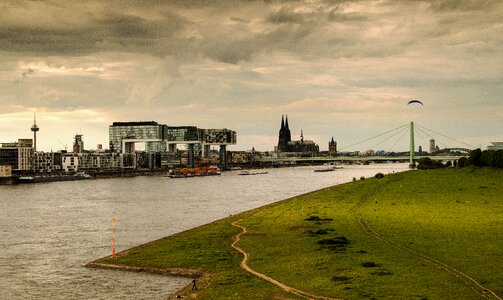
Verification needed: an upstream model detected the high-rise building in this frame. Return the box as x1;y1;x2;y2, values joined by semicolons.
73;134;84;153
429;139;436;153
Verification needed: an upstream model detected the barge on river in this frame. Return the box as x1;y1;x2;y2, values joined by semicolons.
166;167;221;178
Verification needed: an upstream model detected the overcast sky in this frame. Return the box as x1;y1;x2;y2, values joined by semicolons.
0;0;501;152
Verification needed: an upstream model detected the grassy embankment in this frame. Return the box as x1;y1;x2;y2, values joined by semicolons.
94;168;503;299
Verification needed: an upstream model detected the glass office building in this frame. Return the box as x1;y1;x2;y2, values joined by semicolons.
109;121;237;158
109;121;166;153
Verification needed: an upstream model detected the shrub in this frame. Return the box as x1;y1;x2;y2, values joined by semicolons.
417;157;445;169
332;276;350;282
361;261;378;267
375;172;384;179
318;236;349;245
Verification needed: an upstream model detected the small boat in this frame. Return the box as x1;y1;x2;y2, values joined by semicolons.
238;170;269;176
314;167;337;173
166;167;221;178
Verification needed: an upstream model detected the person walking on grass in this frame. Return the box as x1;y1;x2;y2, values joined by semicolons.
192;279;197;290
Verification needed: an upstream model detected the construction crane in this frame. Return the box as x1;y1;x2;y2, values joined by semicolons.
58;140;68;151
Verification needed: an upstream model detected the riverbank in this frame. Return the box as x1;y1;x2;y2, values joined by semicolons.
90;167;503;299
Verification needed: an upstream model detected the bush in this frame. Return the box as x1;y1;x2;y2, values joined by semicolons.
361;261;378;267
375;172;384;179
458;157;467;167
417;157;445;169
360;176;365;180
332;276;350;282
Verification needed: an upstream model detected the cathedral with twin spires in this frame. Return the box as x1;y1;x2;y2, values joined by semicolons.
277;115;319;153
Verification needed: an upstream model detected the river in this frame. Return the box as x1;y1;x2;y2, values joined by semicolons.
0;163;408;299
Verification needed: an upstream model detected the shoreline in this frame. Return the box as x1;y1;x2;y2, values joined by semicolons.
85;262;208;299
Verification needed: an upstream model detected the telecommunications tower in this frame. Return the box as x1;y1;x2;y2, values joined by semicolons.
31;112;39;152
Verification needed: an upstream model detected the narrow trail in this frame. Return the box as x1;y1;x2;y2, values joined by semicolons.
231;220;340;300
352;188;501;300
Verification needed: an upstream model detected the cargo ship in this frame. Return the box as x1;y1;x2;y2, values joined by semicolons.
166;167;221;178
17;172;92;183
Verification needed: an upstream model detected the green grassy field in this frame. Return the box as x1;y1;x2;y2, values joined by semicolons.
95;167;503;299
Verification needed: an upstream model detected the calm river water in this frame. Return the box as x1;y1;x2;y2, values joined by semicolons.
0;164;408;299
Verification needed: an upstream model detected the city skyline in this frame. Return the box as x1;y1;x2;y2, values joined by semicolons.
1;0;502;152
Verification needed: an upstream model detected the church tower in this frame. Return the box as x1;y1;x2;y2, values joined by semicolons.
277;115;291;152
329;137;337;156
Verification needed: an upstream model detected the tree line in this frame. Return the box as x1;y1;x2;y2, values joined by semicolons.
416;149;503;169
458;149;503;168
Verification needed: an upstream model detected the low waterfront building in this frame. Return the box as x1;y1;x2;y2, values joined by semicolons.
62;152;122;172
32;151;63;173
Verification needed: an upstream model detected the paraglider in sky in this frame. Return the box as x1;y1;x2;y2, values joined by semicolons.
407;99;424;106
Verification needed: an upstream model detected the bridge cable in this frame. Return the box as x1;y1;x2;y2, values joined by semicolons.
389;127;411;151
415;127;448;149
369;126;409;151
415;123;476;149
339;123;409;151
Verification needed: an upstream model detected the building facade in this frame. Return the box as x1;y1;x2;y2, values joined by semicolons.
32;151;63;173
0;139;33;170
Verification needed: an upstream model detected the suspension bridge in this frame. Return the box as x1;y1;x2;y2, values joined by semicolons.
256;122;475;166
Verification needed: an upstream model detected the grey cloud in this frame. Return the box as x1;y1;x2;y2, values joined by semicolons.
230;16;251;24
266;7;305;24
427;0;501;12
22;68;35;78
327;10;368;22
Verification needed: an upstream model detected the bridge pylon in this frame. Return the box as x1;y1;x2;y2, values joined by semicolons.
410;121;415;168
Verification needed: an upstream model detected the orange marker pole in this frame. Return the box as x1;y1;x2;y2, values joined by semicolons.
111;217;116;258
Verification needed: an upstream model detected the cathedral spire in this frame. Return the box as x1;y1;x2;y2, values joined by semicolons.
285;114;289;129
281;114;285;129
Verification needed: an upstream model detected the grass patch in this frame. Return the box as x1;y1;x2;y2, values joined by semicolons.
92;167;503;299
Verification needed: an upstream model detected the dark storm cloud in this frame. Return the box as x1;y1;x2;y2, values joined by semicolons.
0;1;190;57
